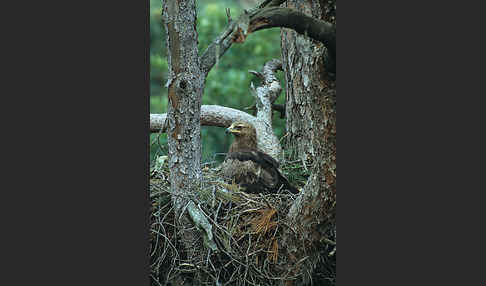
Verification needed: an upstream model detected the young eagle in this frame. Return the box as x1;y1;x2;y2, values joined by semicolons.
220;121;299;194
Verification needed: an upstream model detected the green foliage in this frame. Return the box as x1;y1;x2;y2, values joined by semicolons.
150;0;285;163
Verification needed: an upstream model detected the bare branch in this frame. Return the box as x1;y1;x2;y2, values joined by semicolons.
258;59;283;104
250;59;283;125
225;8;232;22
249;7;336;61
199;17;239;76
248;70;264;80
151;105;253;132
199;3;335;77
151;105;282;159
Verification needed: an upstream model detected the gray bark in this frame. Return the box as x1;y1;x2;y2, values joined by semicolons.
162;0;205;280
163;0;204;212
278;0;337;284
150;105;254;132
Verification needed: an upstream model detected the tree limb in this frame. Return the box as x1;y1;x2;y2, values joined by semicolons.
199;18;238;76
249;7;336;61
249;59;283;135
151;105;254;132
199;3;336;77
151;105;282;159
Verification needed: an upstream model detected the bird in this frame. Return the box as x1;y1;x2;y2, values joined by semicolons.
220;121;299;194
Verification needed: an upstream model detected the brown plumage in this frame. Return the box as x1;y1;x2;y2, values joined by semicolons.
220;121;299;194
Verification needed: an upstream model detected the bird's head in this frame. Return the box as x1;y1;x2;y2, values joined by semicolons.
225;121;255;138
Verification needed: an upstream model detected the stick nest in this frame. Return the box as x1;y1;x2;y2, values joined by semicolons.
149;156;335;285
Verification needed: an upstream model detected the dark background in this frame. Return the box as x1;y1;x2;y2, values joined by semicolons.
2;0;485;285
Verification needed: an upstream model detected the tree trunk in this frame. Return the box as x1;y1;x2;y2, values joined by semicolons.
156;0;337;284
162;1;205;283
279;0;336;284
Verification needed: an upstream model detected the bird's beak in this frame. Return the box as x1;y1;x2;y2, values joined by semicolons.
226;123;241;134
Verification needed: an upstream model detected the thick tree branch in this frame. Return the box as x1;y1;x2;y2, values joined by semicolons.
249;58;283;104
199;2;336;77
249;7;336;61
199;18;239;76
248;60;286;117
151;105;282;159
151;105;254;132
249;59;283;135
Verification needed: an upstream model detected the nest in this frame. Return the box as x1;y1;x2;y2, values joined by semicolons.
149;157;335;286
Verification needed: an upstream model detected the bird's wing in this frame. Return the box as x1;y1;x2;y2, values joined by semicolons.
220;157;273;193
225;150;299;194
225;149;279;170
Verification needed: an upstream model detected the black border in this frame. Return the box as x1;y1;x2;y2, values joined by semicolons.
339;1;485;285
4;0;150;285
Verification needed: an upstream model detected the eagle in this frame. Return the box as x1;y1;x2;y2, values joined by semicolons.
220;121;299;194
